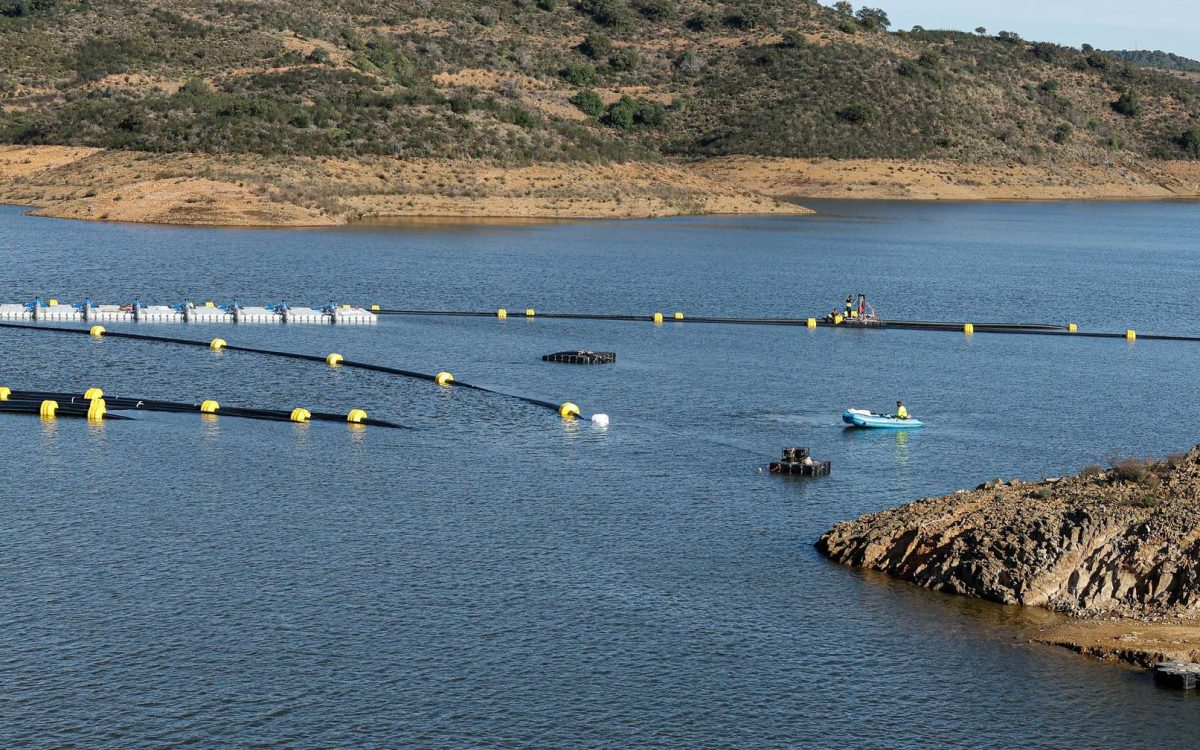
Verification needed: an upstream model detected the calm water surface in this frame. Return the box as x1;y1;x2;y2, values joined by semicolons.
2;200;1200;748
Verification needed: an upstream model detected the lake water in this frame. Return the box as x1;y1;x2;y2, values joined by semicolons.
2;200;1199;748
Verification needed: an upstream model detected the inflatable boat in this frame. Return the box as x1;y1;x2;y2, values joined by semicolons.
842;409;924;429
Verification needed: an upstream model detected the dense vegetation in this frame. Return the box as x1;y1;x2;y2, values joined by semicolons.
1104;50;1200;73
0;0;1197;163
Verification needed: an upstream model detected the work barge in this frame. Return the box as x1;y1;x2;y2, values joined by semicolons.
0;299;377;325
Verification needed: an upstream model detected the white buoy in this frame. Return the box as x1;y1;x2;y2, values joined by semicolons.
591;413;610;427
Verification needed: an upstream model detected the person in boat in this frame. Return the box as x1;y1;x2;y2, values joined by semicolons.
844;295;854;318
857;293;867;318
895;400;909;420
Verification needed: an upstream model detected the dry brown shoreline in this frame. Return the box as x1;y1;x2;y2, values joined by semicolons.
1;146;1198;227
0;146;807;227
694;156;1200;203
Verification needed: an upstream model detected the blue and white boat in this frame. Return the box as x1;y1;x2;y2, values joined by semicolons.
842;408;924;429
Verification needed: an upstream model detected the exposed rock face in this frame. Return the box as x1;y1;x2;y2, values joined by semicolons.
817;448;1200;618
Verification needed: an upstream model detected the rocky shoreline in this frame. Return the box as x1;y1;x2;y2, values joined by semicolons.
817;447;1200;667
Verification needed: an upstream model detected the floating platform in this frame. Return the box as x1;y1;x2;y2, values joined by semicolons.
0;299;377;325
769;447;830;476
1153;661;1200;689
542;350;617;364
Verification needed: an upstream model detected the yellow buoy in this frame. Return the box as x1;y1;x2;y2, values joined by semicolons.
371;304;381;311
199;400;220;414
48;298;58;306
1126;329;1136;341
833;314;843;325
342;303;350;310
653;312;664;324
204;300;215;307
290;408;311;423
963;323;974;335
40;400;58;419
89;325;106;338
497;308;508;319
435;371;454;386
83;387;104;400
559;402;580;419
0;386;10;401
1068;323;1078;333
806;318;817;329
210;338;227;351
326;353;344;366
674;312;684;320
525;308;536;317
346;408;368;423
87;399;106;421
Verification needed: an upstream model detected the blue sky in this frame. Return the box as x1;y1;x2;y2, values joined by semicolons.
837;1;1200;60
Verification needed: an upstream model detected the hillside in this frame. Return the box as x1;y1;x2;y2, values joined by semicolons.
0;0;1199;224
1105;49;1200;74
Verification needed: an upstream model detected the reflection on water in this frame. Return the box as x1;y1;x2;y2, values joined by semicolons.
2;201;1200;748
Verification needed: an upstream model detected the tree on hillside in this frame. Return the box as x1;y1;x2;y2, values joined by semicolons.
832;1;853;17
1111;90;1141;117
605;95;638;129
974;26;986;35
1181;127;1200;157
570;89;604;117
577;0;628;27
1;0;54;17
578;33;611;60
855;7;889;30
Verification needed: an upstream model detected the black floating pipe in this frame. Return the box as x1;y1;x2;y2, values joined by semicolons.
373;308;1068;331
368;310;1200;342
0;400;132;420
0;322;578;418
3;390;409;429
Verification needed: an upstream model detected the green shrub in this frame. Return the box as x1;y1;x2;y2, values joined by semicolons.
1181;128;1200;157
0;0;55;17
1052;122;1072;144
836;102;872;124
179;77;213;96
609;48;639;71
306;47;331;65
505;106;537;128
570;88;604;116
917;51;941;68
778;30;805;49
577;0;628;27
635;99;665;127
578;33;611;60
632;0;672;20
722;10;756;30
1112;90;1141;116
604;94;637;129
561;62;596;87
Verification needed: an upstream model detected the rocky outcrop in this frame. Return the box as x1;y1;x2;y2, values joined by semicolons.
817;448;1200;619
